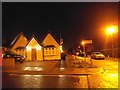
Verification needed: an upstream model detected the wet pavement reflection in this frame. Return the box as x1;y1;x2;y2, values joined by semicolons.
2;74;88;88
2;73;119;88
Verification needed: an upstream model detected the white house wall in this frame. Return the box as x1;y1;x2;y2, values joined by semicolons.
26;38;42;61
14;49;26;58
26;50;31;60
42;33;59;47
11;34;28;51
42;33;61;60
44;48;61;60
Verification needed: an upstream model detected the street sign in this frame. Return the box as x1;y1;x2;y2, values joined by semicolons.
82;40;92;44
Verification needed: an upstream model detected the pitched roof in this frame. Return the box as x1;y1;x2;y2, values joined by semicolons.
26;35;42;47
11;33;20;46
10;32;28;48
41;30;60;45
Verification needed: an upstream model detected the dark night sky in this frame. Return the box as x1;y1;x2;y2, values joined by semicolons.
2;2;118;51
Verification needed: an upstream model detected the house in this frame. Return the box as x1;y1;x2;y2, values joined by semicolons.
10;32;62;61
26;35;43;61
41;32;61;60
10;32;28;57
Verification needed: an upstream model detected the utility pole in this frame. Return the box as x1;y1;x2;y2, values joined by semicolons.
111;33;114;59
82;41;86;67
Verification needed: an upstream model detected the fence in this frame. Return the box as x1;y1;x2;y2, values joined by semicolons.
100;48;118;58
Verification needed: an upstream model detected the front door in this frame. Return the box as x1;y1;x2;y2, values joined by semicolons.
31;49;37;61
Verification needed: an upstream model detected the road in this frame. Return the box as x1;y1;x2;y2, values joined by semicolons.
2;73;118;88
88;57;119;88
3;74;88;88
2;55;119;88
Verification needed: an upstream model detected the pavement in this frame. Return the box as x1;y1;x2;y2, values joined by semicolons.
2;56;106;75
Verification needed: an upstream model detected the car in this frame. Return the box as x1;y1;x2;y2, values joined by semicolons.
91;52;105;60
3;51;25;63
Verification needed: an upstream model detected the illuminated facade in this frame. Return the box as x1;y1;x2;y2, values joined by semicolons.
26;35;42;61
42;33;61;60
10;32;61;61
10;32;28;57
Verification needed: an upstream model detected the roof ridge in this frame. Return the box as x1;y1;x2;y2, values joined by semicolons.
26;34;42;47
41;30;60;45
11;33;20;45
10;32;28;49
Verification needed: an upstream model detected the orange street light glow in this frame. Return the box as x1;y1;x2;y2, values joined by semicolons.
106;25;118;35
81;41;85;45
107;27;114;34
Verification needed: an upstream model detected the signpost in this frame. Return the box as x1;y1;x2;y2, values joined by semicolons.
82;40;92;44
81;40;92;68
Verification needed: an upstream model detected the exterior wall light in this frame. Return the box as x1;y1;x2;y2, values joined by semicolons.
26;46;31;51
36;45;41;50
60;45;63;53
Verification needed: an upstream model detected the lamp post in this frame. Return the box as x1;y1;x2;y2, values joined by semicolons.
81;40;92;68
107;26;115;58
81;41;86;67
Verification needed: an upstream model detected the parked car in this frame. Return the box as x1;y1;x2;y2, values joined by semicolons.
91;52;105;60
3;51;25;63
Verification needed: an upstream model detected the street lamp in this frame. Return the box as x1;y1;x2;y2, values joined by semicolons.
81;41;85;57
106;25;116;58
81;41;86;67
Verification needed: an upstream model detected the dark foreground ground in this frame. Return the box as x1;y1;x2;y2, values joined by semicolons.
1;55;119;89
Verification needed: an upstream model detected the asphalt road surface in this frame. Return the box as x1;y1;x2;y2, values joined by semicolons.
3;74;88;88
2;73;118;88
2;56;119;89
